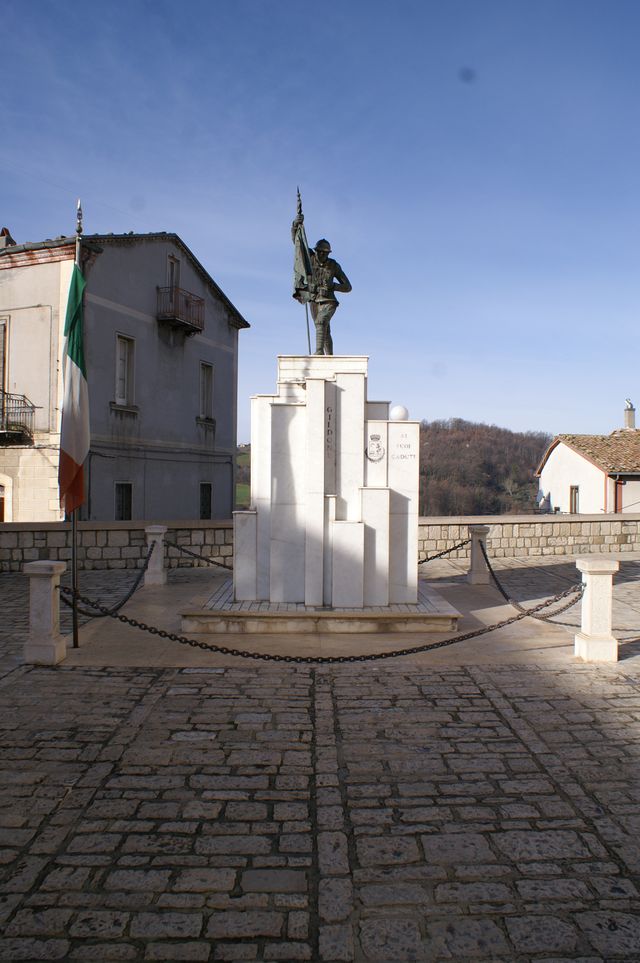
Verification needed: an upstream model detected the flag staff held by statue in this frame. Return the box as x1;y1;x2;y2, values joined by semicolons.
58;199;90;649
293;188;312;355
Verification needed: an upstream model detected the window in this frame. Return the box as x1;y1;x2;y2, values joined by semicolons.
569;485;579;513
115;482;132;521
0;484;4;523
115;335;135;406
168;255;181;291
199;362;214;419
200;482;212;520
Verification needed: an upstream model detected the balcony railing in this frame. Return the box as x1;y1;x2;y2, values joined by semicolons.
157;286;205;333
0;390;35;443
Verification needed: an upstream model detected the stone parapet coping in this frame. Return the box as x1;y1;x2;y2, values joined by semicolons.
0;519;234;532
2;514;640;532
419;513;640;524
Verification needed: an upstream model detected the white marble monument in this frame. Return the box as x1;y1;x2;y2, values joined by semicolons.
233;356;419;608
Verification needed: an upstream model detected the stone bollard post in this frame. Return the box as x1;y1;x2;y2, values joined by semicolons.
467;525;490;585
144;526;167;587
24;561;68;665
574;556;619;662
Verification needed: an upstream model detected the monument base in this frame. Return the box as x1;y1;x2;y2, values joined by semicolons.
235;355;420;609
181;578;460;635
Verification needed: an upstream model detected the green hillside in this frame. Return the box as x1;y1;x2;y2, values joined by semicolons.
235;447;251;508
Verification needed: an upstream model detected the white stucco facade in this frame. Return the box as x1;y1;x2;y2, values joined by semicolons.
0;233;249;522
0;250;72;521
538;443;605;514
613;477;640;511
538;439;640;514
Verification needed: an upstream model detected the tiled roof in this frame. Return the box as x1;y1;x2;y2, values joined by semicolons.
540;430;640;474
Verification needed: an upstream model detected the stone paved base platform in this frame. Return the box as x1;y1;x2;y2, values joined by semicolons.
181;578;461;634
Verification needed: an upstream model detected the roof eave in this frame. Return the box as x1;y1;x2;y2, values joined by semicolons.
2;232;251;330
537;434;640;476
535;437;562;476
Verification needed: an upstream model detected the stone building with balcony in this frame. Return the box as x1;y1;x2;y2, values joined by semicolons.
0;229;249;522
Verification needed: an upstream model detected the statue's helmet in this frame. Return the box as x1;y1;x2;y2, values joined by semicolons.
315;239;331;253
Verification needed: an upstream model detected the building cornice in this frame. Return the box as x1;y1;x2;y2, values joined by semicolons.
0;241;75;268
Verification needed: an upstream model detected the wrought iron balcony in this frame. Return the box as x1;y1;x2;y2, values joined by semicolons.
0;390;35;443
157;286;205;334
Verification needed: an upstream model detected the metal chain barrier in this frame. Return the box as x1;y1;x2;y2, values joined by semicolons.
59;578;584;664
59;541;156;619
164;538;232;571
478;542;639;637
419;538;471;564
479;541;584;623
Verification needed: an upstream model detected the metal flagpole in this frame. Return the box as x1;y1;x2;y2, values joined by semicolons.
71;199;83;649
295;188;313;355
304;303;311;355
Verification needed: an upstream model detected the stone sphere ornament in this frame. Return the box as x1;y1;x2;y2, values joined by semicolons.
390;405;409;421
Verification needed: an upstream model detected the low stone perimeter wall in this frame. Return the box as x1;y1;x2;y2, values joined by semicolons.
418;514;640;560
1;514;639;572
0;521;234;573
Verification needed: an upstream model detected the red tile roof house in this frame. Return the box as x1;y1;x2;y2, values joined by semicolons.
536;404;640;513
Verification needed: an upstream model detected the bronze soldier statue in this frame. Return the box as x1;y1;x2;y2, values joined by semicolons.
292;208;352;355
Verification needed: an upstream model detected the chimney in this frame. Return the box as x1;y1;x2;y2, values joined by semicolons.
624;399;636;430
0;227;16;249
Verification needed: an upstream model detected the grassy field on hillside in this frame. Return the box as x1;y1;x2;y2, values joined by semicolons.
235;448;251;508
235;482;250;508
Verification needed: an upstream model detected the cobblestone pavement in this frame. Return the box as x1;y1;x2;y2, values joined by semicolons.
0;559;639;961
0;662;640;961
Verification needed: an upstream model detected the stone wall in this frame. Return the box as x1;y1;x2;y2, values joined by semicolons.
0;521;234;572
418;514;640;560
1;514;639;572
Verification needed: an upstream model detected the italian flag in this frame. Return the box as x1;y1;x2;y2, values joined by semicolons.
58;263;90;515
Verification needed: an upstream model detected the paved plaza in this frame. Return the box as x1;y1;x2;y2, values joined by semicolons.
0;556;639;961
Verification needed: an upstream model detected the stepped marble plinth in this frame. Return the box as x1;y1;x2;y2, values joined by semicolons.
233;355;421;610
181;577;461;635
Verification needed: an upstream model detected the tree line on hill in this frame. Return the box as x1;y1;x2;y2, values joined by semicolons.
236;418;552;516
419;418;551;516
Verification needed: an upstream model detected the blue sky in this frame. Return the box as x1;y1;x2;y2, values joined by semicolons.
2;0;639;442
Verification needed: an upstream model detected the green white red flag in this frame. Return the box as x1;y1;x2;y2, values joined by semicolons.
58;263;89;514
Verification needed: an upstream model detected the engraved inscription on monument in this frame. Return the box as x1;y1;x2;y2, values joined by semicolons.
391;431;417;461
326;405;335;453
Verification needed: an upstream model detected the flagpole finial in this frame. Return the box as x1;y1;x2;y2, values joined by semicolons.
76;199;83;238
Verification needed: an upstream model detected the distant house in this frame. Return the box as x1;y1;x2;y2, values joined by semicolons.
0;229;249;522
536;405;640;514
